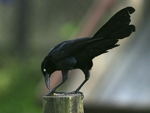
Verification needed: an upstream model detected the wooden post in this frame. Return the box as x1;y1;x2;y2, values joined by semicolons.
43;94;84;113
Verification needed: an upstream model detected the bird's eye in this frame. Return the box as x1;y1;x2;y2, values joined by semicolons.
43;69;46;72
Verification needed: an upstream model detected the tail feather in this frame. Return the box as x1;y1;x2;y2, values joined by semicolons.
92;7;135;39
106;25;135;39
82;7;135;59
85;39;120;58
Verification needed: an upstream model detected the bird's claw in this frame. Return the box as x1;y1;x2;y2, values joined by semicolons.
45;91;54;96
78;92;84;99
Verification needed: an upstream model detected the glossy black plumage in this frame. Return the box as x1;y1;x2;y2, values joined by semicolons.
41;7;136;96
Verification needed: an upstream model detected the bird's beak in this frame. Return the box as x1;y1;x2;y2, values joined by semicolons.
45;73;50;89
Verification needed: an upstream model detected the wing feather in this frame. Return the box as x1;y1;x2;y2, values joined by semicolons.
48;37;92;61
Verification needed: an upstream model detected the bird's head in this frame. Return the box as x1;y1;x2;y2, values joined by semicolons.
41;56;55;89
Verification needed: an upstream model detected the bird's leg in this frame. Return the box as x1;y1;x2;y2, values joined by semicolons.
75;70;90;93
66;70;90;98
45;70;68;96
75;78;89;92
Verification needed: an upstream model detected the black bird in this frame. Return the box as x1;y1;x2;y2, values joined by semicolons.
41;7;135;96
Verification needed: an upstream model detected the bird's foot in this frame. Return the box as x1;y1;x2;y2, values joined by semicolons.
45;91;54;96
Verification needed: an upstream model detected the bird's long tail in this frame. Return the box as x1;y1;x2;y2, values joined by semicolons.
85;7;135;59
92;7;135;39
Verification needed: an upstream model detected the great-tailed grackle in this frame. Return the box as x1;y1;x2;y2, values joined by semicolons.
41;7;135;96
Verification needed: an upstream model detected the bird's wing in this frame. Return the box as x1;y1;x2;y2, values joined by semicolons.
48;37;92;61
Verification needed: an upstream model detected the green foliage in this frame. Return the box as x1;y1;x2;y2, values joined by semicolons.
0;57;43;113
59;21;79;40
0;1;94;112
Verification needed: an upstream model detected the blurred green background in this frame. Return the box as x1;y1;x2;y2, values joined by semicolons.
0;0;93;112
1;0;150;113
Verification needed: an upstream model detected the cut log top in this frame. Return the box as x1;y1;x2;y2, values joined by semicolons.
43;94;84;113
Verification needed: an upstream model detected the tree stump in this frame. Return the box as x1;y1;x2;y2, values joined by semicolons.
43;93;84;113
